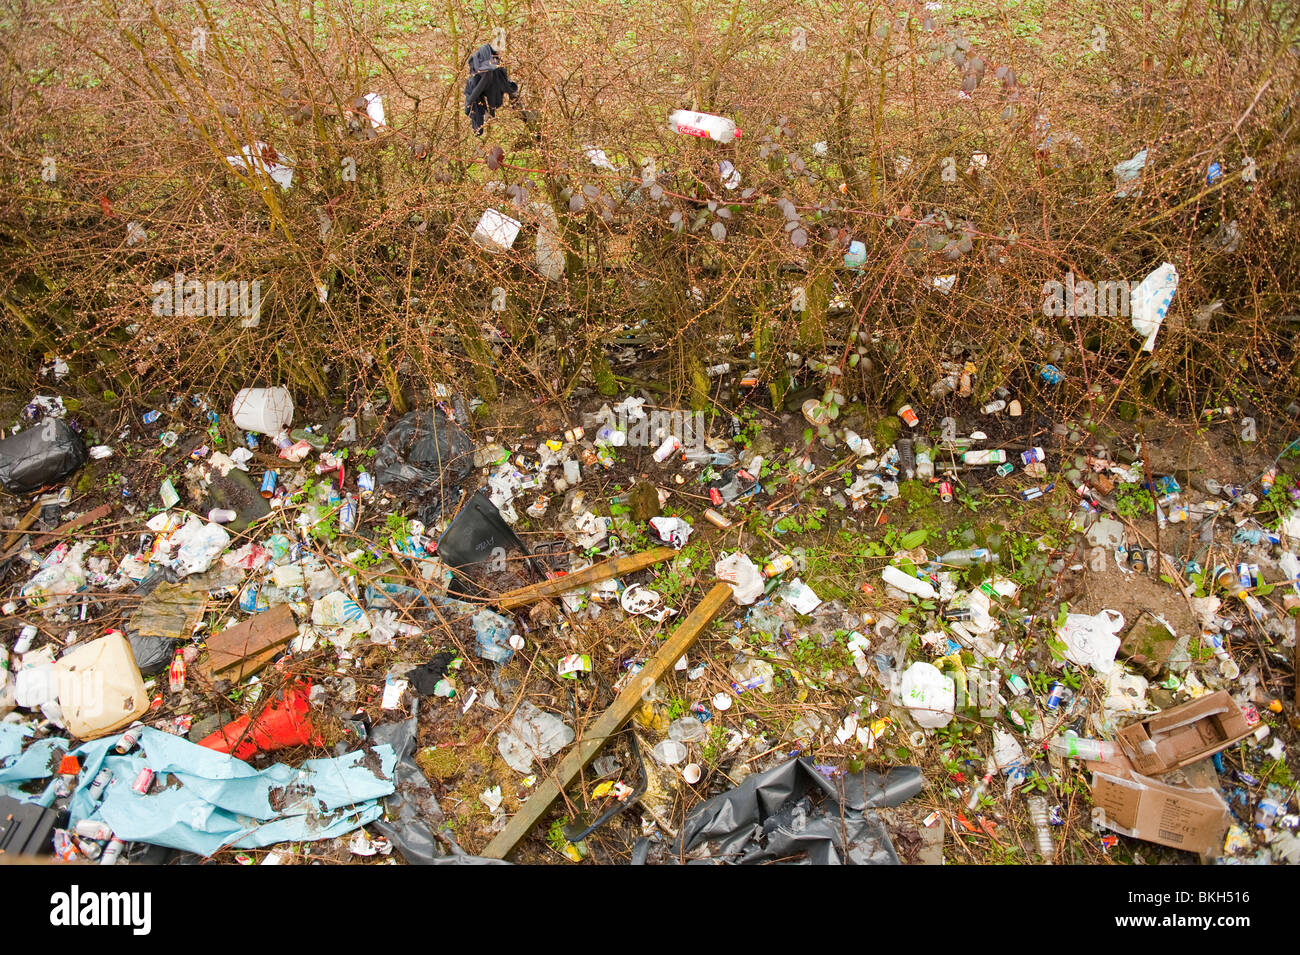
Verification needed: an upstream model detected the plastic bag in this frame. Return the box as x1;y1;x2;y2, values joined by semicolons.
715;553;764;605
170;517;231;577
373;408;474;522
1130;262;1178;352
900;661;955;729
0;418;87;493
1058;608;1125;674
497;701;574;773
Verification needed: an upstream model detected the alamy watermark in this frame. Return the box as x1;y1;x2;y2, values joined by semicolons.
1042;272;1133;318
151;273;262;327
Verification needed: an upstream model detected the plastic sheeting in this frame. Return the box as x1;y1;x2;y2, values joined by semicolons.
665;757;924;865
0;727;396;856
368;716;510;866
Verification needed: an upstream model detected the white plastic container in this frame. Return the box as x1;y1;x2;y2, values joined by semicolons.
232;386;294;436
473;209;522;252
882;564;938;599
52;632;149;740
668;109;742;143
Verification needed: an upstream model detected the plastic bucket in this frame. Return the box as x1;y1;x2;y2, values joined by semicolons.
232;386;294;435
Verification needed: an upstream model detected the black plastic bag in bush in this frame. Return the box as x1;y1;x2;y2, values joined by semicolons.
0;419;88;494
373;408;473;521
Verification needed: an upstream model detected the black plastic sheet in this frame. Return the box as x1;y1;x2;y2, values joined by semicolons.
667;757;924;865
368;714;509;866
372;408;473;523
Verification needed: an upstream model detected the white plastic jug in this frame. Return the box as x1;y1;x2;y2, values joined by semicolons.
52;632;149;740
232;386;294;435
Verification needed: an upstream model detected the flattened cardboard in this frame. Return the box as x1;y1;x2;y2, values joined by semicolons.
201;604;297;681
1088;754;1229;857
1115;690;1253;776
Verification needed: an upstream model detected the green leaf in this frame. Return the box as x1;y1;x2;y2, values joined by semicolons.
899;528;929;550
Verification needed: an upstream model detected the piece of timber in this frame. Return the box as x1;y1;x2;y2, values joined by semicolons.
493;547;676;611
481;580;732;859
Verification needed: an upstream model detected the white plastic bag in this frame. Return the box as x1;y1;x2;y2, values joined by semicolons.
497;701;575;773
1130;262;1178;352
715;553;764;605
1057;608;1125;674
900;661;955;728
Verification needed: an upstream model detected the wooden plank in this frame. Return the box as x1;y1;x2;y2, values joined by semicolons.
199;604;298;681
2;502;42;553
481;581;733;860
494;547;677;611
32;502;113;549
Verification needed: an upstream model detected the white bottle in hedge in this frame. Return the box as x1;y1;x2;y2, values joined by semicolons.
669;109;742;142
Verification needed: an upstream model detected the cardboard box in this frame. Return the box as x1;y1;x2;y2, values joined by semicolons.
1089;755;1230;857
1115;690;1253;775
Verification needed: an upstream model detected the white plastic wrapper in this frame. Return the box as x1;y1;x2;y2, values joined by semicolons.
1130;262;1178;352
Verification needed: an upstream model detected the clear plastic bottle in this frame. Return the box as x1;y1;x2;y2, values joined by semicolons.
1027;795;1054;863
940;548;995;567
1048;733;1118;761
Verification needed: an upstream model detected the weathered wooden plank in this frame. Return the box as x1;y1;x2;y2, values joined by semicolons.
481;581;732;860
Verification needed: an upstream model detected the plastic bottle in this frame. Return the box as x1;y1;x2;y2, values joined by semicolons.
962;449;1008;465
668;109;741;142
1048;733;1118;761
915;449;934;480
1027;796;1054;863
896;439;915;480
881;565;938;599
1279;552;1300;597
939;547;995;567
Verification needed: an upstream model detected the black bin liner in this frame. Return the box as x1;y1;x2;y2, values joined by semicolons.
0;419;87;494
373;408;473;522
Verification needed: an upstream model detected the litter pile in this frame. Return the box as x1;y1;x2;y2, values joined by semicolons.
1;378;1298;865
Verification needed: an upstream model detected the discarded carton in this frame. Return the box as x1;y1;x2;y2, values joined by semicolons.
51;632;149;740
1117;611;1178;678
1115;690;1253;776
1088;754;1230;857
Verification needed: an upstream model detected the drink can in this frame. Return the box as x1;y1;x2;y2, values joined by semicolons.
939;480;953;502
704;508;732;529
115;723;142;754
1021;447;1045;465
763;555;794;578
100;837;126;866
708;487;723;506
260;469;278;498
652;436;681;463
57;486;72;506
1237;562;1253;590
131;767;155;795
996;462;1014;477
1020;486;1044;501
142;410;161;425
1046;682;1071;710
1006;674;1029;697
340;495;357;532
1130;548;1147;572
75;820;115;841
358;471;375;498
1040;364;1064;384
898;405;919;428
